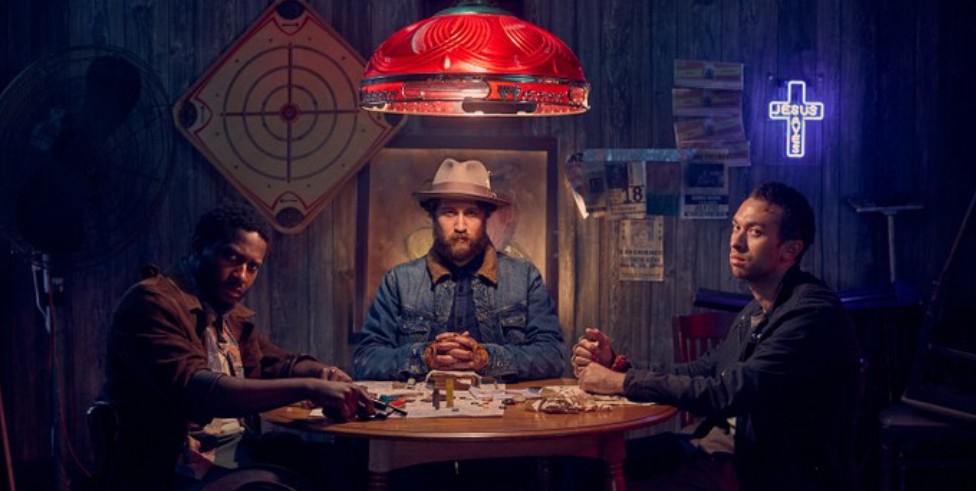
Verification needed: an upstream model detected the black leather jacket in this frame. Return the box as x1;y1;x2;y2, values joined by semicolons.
623;266;862;491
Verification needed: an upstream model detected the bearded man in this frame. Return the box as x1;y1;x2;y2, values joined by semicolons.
353;158;565;381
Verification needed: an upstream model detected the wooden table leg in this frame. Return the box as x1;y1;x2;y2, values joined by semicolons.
602;434;627;491
537;457;552;490
367;471;389;491
605;458;626;491
367;439;394;491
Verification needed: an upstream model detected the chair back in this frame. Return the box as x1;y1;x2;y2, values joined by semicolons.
672;311;738;364
672;311;738;426
202;463;322;491
86;400;119;490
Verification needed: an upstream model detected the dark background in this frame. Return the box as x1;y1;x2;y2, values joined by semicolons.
2;0;974;489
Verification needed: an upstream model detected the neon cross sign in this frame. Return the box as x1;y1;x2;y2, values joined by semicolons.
768;80;823;158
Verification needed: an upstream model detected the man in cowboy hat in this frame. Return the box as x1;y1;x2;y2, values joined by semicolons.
353;158;565;381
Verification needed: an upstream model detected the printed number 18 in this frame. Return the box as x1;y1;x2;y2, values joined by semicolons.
624;186;644;203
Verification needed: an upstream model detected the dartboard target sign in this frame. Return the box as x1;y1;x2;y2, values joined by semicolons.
174;0;404;233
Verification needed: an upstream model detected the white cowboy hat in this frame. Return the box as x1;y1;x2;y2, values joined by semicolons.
413;158;511;207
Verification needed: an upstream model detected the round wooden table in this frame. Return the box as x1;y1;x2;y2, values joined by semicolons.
262;378;676;491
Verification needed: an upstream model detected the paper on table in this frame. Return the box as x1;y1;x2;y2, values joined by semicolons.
308;394;504;419
538;385;657;407
307;381;510;419
400;400;504;418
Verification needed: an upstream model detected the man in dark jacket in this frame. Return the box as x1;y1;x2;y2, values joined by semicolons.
573;181;861;491
101;203;373;490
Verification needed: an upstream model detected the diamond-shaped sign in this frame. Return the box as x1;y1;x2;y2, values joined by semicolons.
173;0;404;233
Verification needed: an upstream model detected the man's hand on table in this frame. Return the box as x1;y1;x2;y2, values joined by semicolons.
319;365;352;382
307;380;374;421
424;331;489;371
577;362;626;395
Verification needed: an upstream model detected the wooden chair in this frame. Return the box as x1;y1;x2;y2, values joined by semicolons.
672;311;738;426
878;403;976;491
201;463;322;491
85;401;322;491
85;400;119;490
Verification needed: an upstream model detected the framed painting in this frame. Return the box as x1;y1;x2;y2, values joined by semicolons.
353;135;558;335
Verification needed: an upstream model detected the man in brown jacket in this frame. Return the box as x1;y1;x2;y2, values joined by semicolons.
101;203;372;490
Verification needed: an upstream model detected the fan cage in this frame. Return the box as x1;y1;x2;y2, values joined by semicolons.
0;45;175;273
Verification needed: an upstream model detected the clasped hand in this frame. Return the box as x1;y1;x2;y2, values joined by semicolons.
424;331;489;371
571;327;614;375
572;327;626;395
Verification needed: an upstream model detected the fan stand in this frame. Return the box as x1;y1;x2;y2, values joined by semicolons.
0;45;174;490
1;372;14;491
32;254;67;489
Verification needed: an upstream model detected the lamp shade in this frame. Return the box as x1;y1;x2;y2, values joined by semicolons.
360;3;589;116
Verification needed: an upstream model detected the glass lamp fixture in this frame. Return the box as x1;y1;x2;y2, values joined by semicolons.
360;1;590;116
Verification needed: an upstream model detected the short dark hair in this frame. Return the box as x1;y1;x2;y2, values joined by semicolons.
749;181;815;258
191;203;272;253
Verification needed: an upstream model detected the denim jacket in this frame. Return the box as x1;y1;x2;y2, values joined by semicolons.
353;244;565;381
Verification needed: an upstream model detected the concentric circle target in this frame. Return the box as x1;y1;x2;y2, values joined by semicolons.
174;0;404;234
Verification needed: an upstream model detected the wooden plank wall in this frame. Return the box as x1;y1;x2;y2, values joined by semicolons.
1;0;974;487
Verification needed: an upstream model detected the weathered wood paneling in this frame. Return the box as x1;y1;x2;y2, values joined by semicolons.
2;1;975;488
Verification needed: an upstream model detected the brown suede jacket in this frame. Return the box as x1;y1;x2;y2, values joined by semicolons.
100;260;315;490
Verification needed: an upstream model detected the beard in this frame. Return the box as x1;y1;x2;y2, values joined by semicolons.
434;227;489;265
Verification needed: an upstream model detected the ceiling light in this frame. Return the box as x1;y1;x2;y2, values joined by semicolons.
360;2;590;117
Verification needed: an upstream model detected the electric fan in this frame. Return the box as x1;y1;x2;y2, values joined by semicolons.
0;45;174;273
0;45;174;485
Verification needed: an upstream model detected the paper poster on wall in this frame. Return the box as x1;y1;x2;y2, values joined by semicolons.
672;88;743;117
645;160;682;216
606;161;647;219
672;59;751;167
619;217;665;282
681;161;729;219
677;140;751;167
567;149;690;219
565;154;608;218
673;60;744;90
674;116;746;144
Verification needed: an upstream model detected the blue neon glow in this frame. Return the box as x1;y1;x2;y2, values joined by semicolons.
768;80;824;158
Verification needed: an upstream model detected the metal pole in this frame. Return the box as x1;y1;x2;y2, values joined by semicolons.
38;256;63;490
847;198;922;285
1;374;16;491
886;212;897;284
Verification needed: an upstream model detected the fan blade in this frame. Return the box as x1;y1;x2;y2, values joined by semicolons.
16;161;87;254
81;55;142;143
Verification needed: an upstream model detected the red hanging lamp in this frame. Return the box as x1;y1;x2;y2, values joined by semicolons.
360;1;590;116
